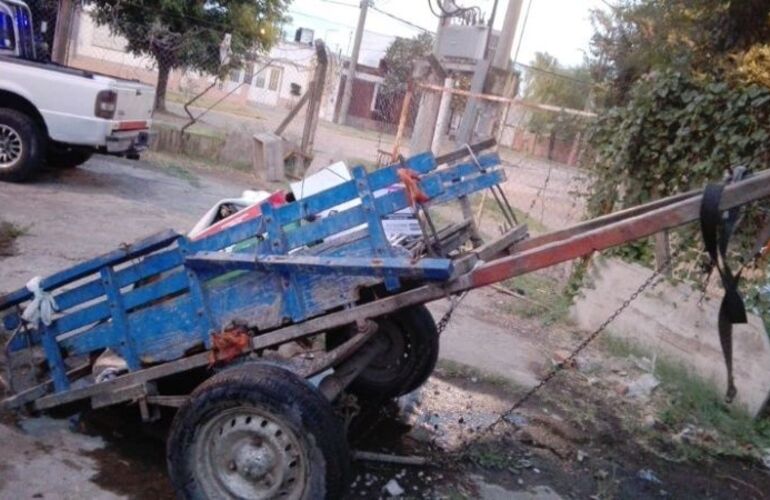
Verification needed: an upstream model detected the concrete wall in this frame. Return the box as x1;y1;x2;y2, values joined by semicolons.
571;257;770;417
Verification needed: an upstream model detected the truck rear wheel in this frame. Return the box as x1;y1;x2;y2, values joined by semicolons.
167;364;350;500
47;146;93;169
327;305;439;400
0;108;45;183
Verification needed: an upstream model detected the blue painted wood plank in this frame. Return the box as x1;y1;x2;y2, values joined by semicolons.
352;165;400;290
39;322;70;393
272;153;437;226
54;247;184;312
100;267;141;370
8;150;503;365
428;170;507;206
437;154;500;183
0;229;179;310
261;202;306;323
178;238;215;346
185;253;453;281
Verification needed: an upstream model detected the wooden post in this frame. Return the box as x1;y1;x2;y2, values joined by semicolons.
655;231;672;276
391;82;413;160
51;0;75;65
410;56;446;154
432;77;454;153
300;41;329;167
337;0;369;125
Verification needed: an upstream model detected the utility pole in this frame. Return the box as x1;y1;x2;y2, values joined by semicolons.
51;0;76;65
492;0;524;70
409;1;450;154
336;0;369;125
456;0;524;144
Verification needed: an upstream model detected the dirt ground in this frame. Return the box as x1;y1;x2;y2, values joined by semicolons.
1;155;768;499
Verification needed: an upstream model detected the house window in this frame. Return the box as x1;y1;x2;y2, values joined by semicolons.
229;68;243;84
254;71;267;89
268;68;281;91
0;8;16;52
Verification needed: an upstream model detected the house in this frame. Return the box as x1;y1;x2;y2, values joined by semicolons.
333;59;413;133
64;7;410;133
67;8;318;110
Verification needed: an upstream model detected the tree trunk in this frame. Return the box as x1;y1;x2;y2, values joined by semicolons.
155;60;171;112
548;130;556;161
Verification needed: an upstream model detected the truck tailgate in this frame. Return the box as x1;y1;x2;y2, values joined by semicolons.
110;80;155;123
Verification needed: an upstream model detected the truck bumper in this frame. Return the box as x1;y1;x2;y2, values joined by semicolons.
103;130;152;155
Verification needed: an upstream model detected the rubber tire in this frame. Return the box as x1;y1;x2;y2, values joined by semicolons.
167;363;350;500
0;108;45;183
329;304;439;400
47;147;93;169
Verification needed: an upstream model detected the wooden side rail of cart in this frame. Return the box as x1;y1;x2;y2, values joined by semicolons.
0;141;508;412
1;141;769;500
2;161;767;415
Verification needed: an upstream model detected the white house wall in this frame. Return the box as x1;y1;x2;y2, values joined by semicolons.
72;8;155;70
72;8;319;108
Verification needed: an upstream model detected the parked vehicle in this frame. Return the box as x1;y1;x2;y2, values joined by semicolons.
0;0;155;182
2;140;769;498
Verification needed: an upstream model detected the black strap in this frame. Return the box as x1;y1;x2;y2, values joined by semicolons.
700;183;748;403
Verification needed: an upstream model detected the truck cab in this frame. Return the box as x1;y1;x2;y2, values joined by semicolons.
0;0;156;182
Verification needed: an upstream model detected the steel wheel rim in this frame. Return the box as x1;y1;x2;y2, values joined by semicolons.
361;318;413;384
193;407;308;500
0;124;22;169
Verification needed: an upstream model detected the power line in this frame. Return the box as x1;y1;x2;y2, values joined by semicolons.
318;0;359;8
369;5;435;34
290;9;410;40
512;0;533;63
514;61;594;86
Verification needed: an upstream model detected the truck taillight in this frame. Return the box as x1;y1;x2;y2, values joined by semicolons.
95;90;117;119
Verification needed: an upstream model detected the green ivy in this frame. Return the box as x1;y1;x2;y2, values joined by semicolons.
583;69;770;330
586;70;770;213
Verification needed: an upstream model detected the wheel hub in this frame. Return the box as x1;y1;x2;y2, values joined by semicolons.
194;408;307;499
360;318;410;383
234;440;276;481
0;125;22;168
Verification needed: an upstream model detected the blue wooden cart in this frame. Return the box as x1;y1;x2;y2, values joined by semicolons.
2;140;769;499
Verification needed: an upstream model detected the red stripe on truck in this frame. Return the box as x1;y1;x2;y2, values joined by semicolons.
115;121;149;131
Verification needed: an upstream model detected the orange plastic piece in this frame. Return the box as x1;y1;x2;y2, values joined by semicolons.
209;324;250;366
397;168;429;207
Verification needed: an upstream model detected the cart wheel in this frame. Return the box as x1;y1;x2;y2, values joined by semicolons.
329;305;439;400
167;363;350;500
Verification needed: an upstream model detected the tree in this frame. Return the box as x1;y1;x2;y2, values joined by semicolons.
583;0;770;326
380;32;433;98
588;0;770;106
89;0;289;111
521;52;592;158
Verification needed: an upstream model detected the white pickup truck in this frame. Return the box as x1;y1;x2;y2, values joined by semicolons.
0;0;155;182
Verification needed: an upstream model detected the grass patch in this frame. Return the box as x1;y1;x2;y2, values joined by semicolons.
601;336;648;359
153;114;226;139
142;153;202;187
601;336;770;460
502;273;572;326
471;193;549;235
144;151;255;183
165;92;264;122
655;360;770;455
435;359;521;393
0;221;28;256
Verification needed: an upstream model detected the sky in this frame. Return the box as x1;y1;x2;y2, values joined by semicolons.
285;0;608;68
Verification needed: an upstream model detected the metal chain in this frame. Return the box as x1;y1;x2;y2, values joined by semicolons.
436;292;468;335
451;259;671;456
